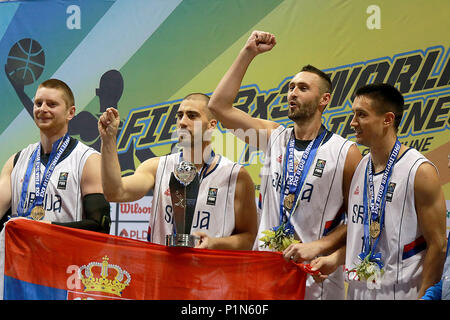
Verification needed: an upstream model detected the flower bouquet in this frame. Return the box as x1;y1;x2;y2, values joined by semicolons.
259;222;300;252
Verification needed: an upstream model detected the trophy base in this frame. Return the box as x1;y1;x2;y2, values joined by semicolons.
165;234;199;248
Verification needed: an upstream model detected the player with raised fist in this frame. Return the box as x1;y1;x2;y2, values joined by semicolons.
208;30;362;300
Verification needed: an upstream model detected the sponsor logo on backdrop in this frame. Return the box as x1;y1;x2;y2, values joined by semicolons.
119;203;152;214
110;197;151;239
119;227;148;241
117;197;152;219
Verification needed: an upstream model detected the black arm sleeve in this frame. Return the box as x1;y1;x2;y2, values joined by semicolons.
0;207;11;233
52;193;111;234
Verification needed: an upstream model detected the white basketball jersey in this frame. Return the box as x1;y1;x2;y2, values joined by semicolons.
10;139;98;223
345;147;430;300
149;152;241;245
257;125;354;300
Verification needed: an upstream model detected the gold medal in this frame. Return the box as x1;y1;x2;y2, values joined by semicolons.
30;205;45;221
283;193;295;211
370;220;380;239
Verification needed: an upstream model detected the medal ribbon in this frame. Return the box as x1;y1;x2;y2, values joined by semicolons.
17;134;70;217
279;128;327;234
359;139;401;268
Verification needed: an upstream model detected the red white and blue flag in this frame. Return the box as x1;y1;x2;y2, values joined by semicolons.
0;219;309;300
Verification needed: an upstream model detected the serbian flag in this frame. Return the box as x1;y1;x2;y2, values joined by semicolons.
0;219;310;300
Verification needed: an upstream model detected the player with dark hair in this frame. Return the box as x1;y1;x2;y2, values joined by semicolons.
311;83;447;299
299;64;332;94
208;30;362;300
352;83;404;130
0;79;111;233
98;93;257;250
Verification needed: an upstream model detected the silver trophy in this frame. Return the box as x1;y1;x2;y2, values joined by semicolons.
165;160;200;247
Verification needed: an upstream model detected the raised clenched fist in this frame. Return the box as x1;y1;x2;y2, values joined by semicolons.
98;107;120;141
244;30;276;55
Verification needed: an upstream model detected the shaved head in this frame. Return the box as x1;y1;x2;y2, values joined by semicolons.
182;93;214;120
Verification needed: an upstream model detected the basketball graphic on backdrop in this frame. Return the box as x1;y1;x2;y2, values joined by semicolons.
5;38;45;86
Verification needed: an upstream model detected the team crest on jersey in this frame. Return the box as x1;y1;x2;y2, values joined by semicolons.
57;172;69;190
206;187;218;206
386;182;396;202
313;159;326;177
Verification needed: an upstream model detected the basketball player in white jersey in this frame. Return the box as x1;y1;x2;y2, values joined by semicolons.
98;93;257;250
310;83;447;299
0;79;111;233
208;30;362;299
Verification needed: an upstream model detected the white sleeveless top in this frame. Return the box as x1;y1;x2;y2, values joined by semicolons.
345;147;431;300
256;125;354;300
148;152;241;245
10;139;97;222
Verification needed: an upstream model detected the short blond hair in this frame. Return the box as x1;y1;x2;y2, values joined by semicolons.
38;79;74;109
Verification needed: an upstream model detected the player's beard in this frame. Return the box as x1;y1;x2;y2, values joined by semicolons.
288;100;317;122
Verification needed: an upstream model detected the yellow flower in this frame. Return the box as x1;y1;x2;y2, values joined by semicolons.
259;227;300;252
